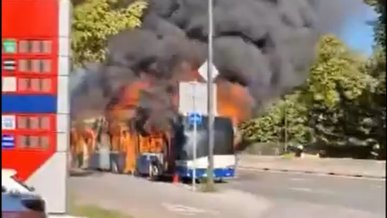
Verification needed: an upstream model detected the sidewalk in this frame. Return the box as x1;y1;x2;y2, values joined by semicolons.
48;215;86;218
238;155;386;178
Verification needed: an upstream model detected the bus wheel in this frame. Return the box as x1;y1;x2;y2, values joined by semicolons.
148;165;159;181
215;178;223;183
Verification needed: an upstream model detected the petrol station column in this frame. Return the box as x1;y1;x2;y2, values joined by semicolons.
1;0;71;214
56;0;71;214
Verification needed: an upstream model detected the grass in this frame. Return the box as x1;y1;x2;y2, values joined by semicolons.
69;194;133;218
70;204;133;218
281;152;295;159
198;176;217;193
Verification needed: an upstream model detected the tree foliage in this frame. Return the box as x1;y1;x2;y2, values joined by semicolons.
72;0;148;66
305;35;371;108
241;92;310;146
304;35;376;146
364;0;386;155
364;0;385;50
241;34;384;153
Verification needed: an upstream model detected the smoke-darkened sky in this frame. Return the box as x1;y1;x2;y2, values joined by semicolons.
72;0;322;121
70;0;379;125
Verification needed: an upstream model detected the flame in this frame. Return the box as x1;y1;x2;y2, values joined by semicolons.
103;79;252;155
216;80;254;126
70;69;256;173
73;64;256;159
106;69;254;127
106;80;150;122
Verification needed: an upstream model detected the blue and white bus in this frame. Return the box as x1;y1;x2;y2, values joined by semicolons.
174;116;236;181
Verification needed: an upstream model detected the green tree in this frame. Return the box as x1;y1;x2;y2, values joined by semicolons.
241;35;373;149
359;48;386;155
72;0;148;66
364;0;386;158
240;103;282;144
240;92;310;146
304;35;375;147
364;0;385;50
242;2;386;158
305;35;370;107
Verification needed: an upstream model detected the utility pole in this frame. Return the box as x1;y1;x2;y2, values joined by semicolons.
206;0;215;189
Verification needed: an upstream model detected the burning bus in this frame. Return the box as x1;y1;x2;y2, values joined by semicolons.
70;0;319;180
70;72;242;180
70;77;240;180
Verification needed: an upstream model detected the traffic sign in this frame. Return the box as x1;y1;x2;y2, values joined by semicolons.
188;112;202;126
198;60;219;82
178;82;217;116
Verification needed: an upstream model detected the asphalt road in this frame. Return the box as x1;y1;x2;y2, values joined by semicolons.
69;170;386;218
69;172;271;218
223;170;386;217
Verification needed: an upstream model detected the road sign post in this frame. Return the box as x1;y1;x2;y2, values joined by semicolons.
179;59;218;191
193;114;197;191
186;81;205;191
191;83;198;191
187;111;202;191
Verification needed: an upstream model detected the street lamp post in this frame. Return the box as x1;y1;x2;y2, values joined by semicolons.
284;105;288;153
206;0;215;189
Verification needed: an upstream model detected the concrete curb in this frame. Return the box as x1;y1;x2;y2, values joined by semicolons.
238;166;386;179
48;215;87;218
238;155;386;179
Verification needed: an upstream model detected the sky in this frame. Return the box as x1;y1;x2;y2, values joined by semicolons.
339;4;377;56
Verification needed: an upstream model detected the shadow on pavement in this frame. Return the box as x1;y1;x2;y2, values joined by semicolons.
70;169;231;188
69;169;104;177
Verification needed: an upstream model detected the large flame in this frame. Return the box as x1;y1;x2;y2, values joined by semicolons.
106;80;151;122
106;71;254;127
72;67;254;167
217;80;254;126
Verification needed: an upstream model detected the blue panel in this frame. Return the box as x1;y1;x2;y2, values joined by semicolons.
187;112;203;125
2;95;57;113
175;166;236;179
2;135;15;149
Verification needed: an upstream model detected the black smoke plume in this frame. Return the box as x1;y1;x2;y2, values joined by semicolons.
71;0;321;129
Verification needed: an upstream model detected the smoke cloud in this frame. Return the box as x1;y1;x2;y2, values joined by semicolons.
71;0;323;130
